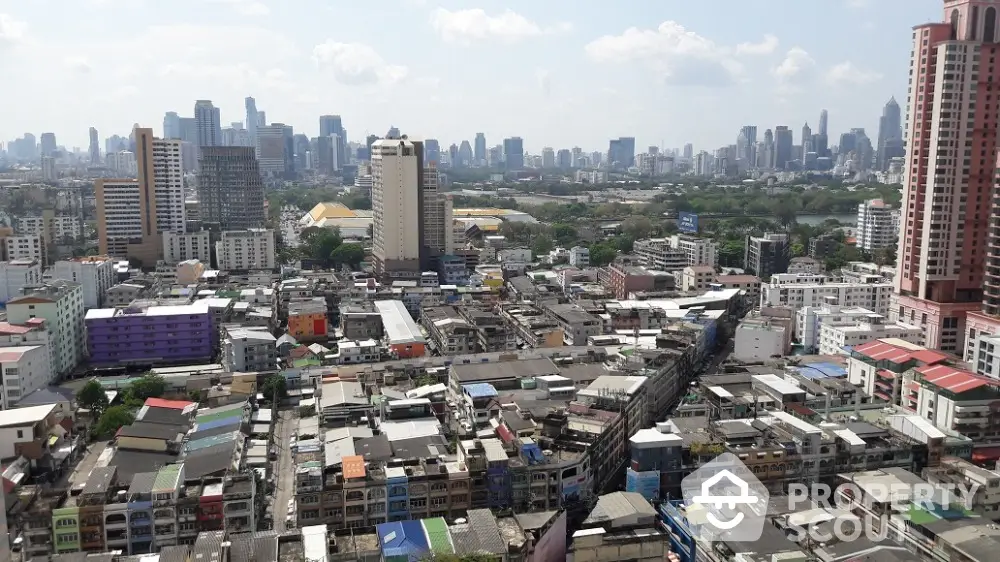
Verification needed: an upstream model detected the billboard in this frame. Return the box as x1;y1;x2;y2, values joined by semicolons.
626;468;661;501
678;212;699;233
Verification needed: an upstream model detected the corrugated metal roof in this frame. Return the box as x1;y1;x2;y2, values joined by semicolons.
342;455;366;479
127;471;156;496
422;517;455;555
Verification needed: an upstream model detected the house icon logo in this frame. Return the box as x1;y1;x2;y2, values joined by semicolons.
681;452;769;542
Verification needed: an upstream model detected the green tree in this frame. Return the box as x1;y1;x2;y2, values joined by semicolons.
94;405;136;437
77;379;109;416
330;243;366;269
588;242;618;266
790;242;805;257
550;223;578;245
122;374;167;407
261;373;288;401
531;235;554;257
623;216;653;239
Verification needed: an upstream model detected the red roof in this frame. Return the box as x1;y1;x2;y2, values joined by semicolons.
0;322;31;335
853;340;948;366
916;364;998;394
144;398;194;410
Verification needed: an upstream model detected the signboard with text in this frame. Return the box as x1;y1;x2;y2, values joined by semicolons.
678;212;699;233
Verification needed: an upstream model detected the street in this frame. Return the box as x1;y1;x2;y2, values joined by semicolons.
271;408;297;532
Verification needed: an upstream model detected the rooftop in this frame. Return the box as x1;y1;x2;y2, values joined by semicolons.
375;300;425;345
0;403;55;427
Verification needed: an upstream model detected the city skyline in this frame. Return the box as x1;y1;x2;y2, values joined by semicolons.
0;0;938;152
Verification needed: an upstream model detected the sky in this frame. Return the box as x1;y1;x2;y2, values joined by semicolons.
0;0;942;154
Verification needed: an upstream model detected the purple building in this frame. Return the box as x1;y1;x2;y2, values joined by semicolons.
85;302;213;366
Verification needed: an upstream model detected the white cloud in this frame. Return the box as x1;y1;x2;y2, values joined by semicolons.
825;61;883;85
209;0;270;16
64;56;92;73
430;8;571;44
736;34;778;55
584;21;746;86
312;41;408;85
0;13;27;48
846;0;868;8
772;47;814;80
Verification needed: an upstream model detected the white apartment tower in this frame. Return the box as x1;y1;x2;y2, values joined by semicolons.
856;198;900;251
50;257;115;309
215;229;277;271
371;136;423;281
151;136;186;235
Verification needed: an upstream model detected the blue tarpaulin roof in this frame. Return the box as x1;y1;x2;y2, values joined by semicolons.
462;383;498;399
795;362;847;379
378;520;430;560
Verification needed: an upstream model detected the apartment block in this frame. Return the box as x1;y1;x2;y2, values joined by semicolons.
5;235;46;265
0;344;51;409
0;259;42;303
222;326;277;372
633;238;689;272
85;301;213;367
856;198;900;251
17;214;81;241
817;316;922;356
761;273;893;314
162;231;212;265
51;256;115;309
669;234;718;266
215;229;276;271
5;281;85;377
745;233;789;278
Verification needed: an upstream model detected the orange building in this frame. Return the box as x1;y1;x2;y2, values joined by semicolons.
287;298;328;342
374;300;426;358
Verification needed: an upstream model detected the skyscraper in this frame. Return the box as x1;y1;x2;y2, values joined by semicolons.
197;147;265;231
818;110;828;137
737;126;757;167
88;127;100;165
683;144;694;161
320;115;346;166
773;126;792;170
876;97;903;171
608;137;636;169
503;137;524;171
95;127;184;264
194;100;222;148
458;141;473;168
801;123;813;162
897;0;1000;355
371;136;423;281
245;96;258;146
474;133;486;166
760;129;774;169
556;149;572;170
39;133;57;157
256;125;287;177
816;109;829;156
424;139;440;165
163;112;181;139
541;147;555;168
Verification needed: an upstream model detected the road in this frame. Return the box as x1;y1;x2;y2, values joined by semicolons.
272;408;297;532
58;440;108;489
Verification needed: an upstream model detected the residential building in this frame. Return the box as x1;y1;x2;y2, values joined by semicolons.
215;229;276;271
287;298;328;343
543;303;602;346
0;259;42;304
84;301;213;367
681;266;715;292
162;231;212;265
714;274;761;309
17;214;81;242
897;3;1000;356
50;257;115;309
500;305;565;348
95;128;185;265
569;246;590;267
903;363;1000;442
809;234;840;260
745;233;789;277
847;338;948;403
787;256;824;275
371;136;423;281
669;234;718;267
0;345;51;409
196;147;266;231
605;263;675;300
734;317;789;360
857;198;900;251
176;259;204;284
5;235;46;265
422;306;477;356
222;327;277;373
570;492;670;562
194;100;222;148
796;301;887;352
633;238;689;272
375;299;426;358
5;281;85;377
329;339;380;365
817;316;922;356
761;273;893;314
255;124;287;176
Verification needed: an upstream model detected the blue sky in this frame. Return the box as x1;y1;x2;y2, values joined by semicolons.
0;0;941;153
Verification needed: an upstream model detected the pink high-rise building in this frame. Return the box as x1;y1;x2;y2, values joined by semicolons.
894;0;1000;355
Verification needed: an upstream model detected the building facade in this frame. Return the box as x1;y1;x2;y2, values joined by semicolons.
196;147;266;231
50;257;115;310
5;281;85;377
215;229;276;271
162;231;212;265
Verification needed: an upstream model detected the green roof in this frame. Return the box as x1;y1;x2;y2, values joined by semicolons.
421;517;454;554
153;464;183;492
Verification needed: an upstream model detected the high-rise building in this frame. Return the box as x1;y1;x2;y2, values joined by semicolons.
319;115;345;164
816;109;830;156
39;133;56;157
95;127;184;265
293;133;310;172
371;136;423;281
760;129;775;169
458;140;473;168
194;100;222;148
421;162;454;263
876;97;903;171
245;96;258;146
503;137;524;171
474;133;486;166
541;147;555;168
425;139;440;165
737;126;757;167
683;143;694;160
88;127;100;165
557;148;572;170
897;0;1000;356
197;147;266;231
801;123;813;162
608;137;636;169
856;199;900;252
315;135;340;175
163;112;181;140
255;125;287;176
448;143;459;166
774;126;792;170
818;109;828;137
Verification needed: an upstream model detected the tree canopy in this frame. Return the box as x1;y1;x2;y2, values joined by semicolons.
261;373;288;401
77;379;109;416
94;405;136;437
121;373;167;407
330;243;366;270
